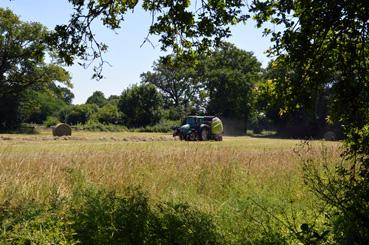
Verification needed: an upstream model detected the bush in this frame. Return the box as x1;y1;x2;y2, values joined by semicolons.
44;116;59;127
91;103;122;125
150;202;222;244
0;200;76;244
0;178;222;244
295;131;369;244
70;186;222;244
59;104;98;125
70;187;151;244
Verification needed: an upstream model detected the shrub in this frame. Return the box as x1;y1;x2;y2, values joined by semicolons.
91;103;122;125
0;178;222;244
70;187;151;244
44;116;59;127
150;202;223;244
0;200;76;244
70;186;222;244
59;104;98;125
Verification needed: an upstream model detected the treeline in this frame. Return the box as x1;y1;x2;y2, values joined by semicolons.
24;41;264;133
0;7;342;138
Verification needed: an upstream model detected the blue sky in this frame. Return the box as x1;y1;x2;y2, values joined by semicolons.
1;0;272;104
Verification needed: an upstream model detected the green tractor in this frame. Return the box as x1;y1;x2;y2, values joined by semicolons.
173;116;224;141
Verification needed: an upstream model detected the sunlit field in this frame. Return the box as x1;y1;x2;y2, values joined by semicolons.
0;131;342;243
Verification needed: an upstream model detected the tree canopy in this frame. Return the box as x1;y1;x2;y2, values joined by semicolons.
250;0;369;130
0;8;72;129
202;42;261;122
118;84;163;127
249;0;369;242
86;91;107;107
141;55;199;115
49;0;249;78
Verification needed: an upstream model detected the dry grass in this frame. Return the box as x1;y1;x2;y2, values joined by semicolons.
0;130;342;238
0;131;341;201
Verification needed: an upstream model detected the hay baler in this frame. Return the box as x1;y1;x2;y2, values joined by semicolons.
173;116;223;141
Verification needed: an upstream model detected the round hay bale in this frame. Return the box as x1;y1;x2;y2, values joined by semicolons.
52;123;72;137
323;131;336;141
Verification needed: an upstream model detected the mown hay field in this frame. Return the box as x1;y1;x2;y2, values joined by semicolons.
0;131;342;242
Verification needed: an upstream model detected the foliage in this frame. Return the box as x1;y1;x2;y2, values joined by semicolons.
86;91;107;107
0;200;77;244
251;0;369;130
91;102;122;125
60;104;98;125
50;83;75;105
250;0;369;242
254;59;333;137
134;119;180;133
150;202;222;244
201;42;261;122
0;175;222;244
51;0;249;78
44;116;60;127
141;43;262;121
162;106;188;121
72;121;128;132
25;90;70;124
71;186;222;244
118;84;163;128
141;55;200;116
0;8;71;129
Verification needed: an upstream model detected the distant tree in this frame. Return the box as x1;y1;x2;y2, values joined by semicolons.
141;56;200;116
25;91;69;124
201;42;261;124
60;104;98;125
107;95;120;103
51;84;75;105
86;91;107;107
118;84;163;128
0;8;71;129
92;103;122;125
24;83;75;124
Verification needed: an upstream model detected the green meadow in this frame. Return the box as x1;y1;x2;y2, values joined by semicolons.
0;131;342;243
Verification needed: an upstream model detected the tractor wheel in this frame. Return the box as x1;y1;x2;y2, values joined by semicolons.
215;135;223;141
189;131;197;141
200;128;209;141
185;134;191;141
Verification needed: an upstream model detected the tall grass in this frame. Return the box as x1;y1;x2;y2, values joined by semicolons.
0;132;342;243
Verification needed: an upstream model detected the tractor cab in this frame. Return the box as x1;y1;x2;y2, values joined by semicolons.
181;116;203;127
